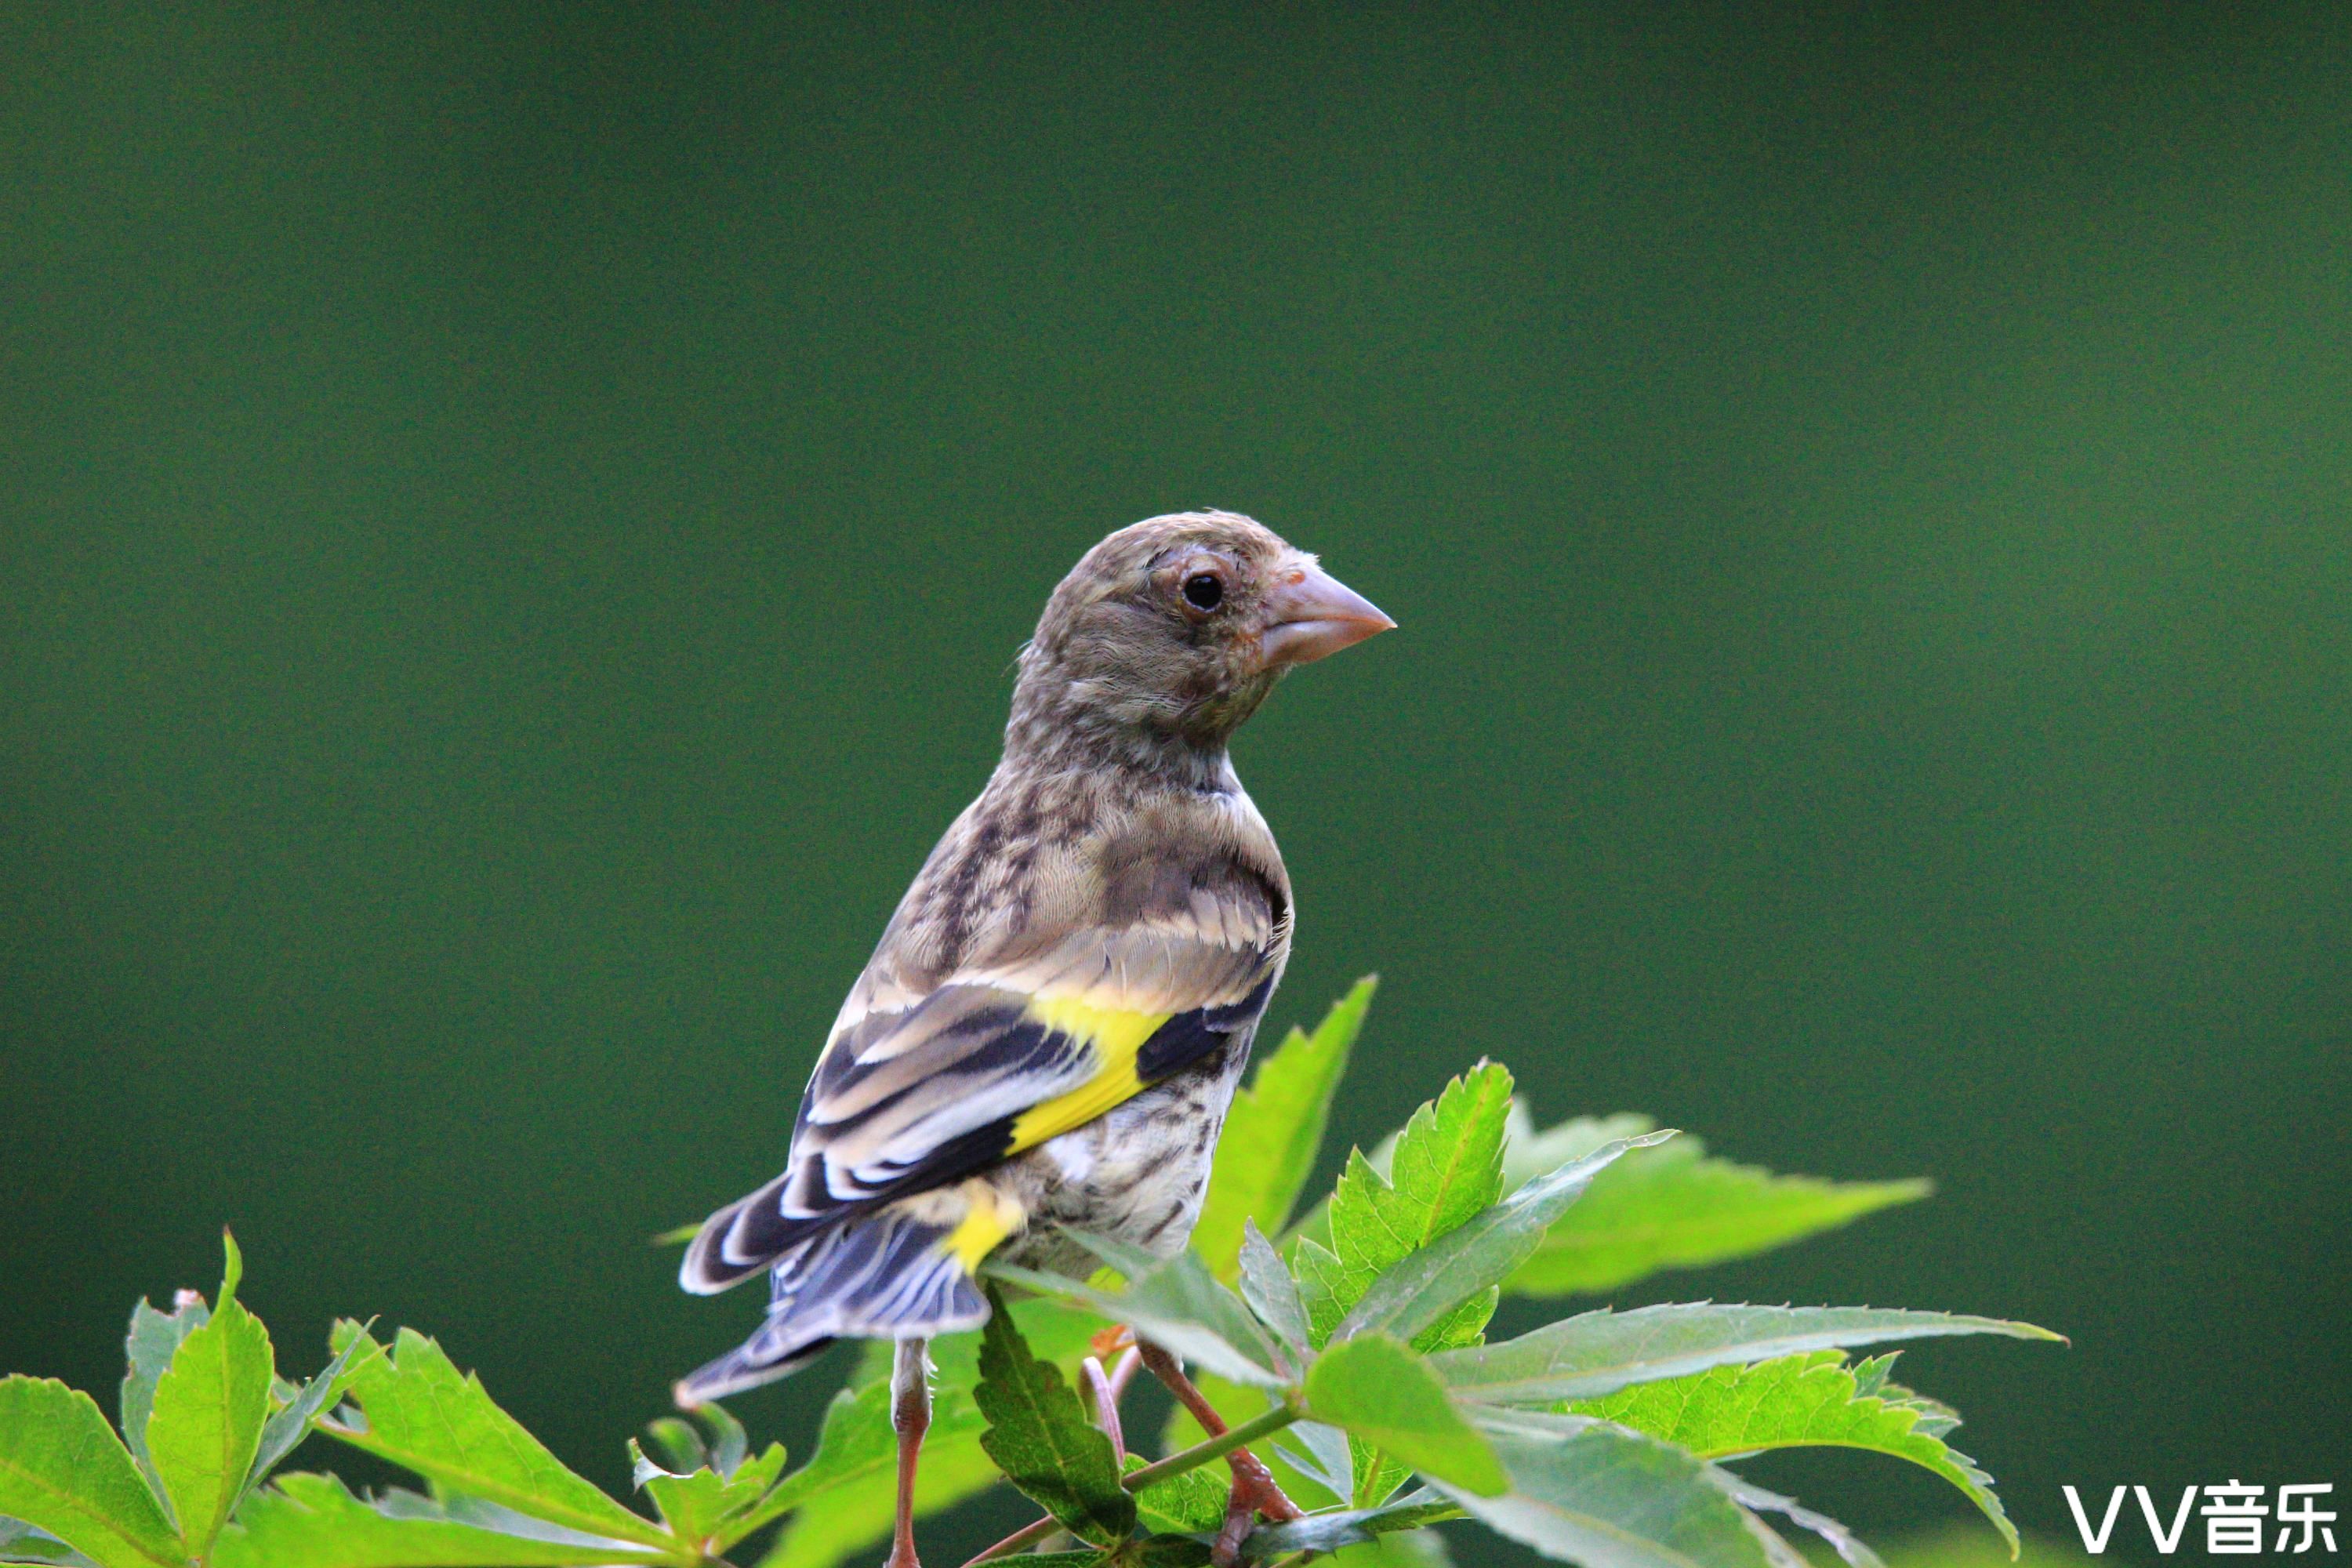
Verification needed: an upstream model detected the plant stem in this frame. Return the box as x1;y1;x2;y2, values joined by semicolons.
958;1401;1301;1566
1083;1353;1125;1461
1119;1399;1298;1490
956;1510;1075;1563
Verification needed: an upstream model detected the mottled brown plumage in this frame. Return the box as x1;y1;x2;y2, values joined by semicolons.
673;510;1390;1568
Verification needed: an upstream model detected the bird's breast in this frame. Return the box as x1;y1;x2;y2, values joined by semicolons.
995;1024;1258;1270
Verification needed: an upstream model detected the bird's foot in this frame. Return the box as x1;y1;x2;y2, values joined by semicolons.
1211;1449;1304;1566
881;1544;921;1568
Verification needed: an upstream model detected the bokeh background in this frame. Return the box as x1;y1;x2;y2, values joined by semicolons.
4;5;2347;1562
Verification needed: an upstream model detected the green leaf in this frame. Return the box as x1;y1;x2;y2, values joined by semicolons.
633;1461;735;1548
691;1400;752;1478
0;1514;93;1568
0;1520;101;1567
1239;1490;1460;1559
1290;1064;1516;1505
1114;1541;1218;1567
119;1295;209;1493
144;1236;275;1558
212;1473;673;1567
989;1240;1285;1388
630;1439;789;1548
235;1320;381;1516
1501;1112;1931;1298
742;1298;1105;1564
0;1378;183;1568
1431;1303;2060;1408
1433;1413;1775;1568
1236;1222;1312;1359
640;1419;706;1476
1014;1541;1216;1567
739;1378;895;1545
1294;1063;1517;1350
1126;1454;1227;1536
973;1287;1136;1546
1319;1534;1457;1567
1334;1132;1674;1350
1191;979;1375;1279
1269;1418;1356;1505
318;1327;669;1548
630;1429;795;1552
1572;1352;2017;1552
1500;1111;1664;1189
1704;1469;1883;1568
1304;1334;1505;1499
756;1432;999;1568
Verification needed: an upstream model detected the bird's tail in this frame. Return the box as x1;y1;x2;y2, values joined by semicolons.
673;1179;1026;1406
679;1166;822;1295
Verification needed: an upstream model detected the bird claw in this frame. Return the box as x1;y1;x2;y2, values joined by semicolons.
1211;1450;1305;1566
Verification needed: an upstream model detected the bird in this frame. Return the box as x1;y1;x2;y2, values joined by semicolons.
673;510;1393;1567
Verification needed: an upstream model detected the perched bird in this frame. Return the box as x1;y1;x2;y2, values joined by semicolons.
676;511;1392;1566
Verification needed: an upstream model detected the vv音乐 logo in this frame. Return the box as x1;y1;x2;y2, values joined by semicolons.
2066;1484;2338;1556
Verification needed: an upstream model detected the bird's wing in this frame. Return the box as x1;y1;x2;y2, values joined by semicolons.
682;863;1284;1293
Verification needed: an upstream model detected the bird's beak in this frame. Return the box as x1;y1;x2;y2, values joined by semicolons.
1258;561;1396;669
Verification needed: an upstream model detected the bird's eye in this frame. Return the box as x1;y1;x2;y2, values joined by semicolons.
1182;572;1225;612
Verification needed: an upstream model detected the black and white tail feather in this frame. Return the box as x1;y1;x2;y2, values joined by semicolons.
673;1193;996;1405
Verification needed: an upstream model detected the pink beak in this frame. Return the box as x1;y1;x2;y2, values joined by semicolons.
1258;560;1396;668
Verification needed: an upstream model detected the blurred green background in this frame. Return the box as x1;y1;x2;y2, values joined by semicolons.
3;5;2346;1562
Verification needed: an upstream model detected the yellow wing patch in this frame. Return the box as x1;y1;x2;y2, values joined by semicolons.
1004;993;1173;1156
937;1179;1026;1274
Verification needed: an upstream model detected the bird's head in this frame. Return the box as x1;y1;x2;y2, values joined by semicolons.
1009;510;1394;766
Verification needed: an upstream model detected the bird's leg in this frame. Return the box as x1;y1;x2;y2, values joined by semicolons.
1134;1338;1301;1566
886;1337;931;1568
